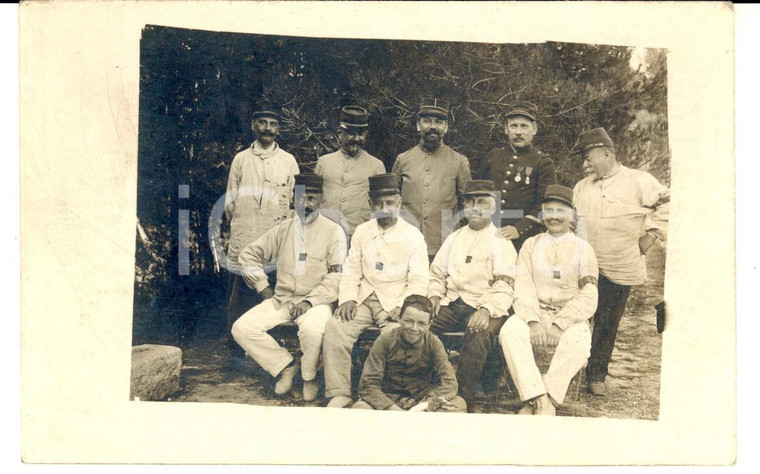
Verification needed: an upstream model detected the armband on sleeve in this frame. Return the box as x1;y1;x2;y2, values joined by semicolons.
491;275;515;288
578;276;598;288
328;264;343;274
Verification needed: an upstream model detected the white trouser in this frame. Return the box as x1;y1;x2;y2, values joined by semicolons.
231;298;332;381
499;316;590;404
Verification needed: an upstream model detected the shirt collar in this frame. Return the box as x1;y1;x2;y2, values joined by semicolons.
340;148;364;160
251;140;278;158
396;328;425;349
546;230;573;243
593;162;623;182
509;142;534;156
417;142;445;155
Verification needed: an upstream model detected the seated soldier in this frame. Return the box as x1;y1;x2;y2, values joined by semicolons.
322;174;430;408
352;294;466;413
232;174;347;401
428;179;517;409
499;185;599;415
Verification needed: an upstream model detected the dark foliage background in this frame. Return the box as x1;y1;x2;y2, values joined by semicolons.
133;25;669;345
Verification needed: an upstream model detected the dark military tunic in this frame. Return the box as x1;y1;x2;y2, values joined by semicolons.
480;144;557;250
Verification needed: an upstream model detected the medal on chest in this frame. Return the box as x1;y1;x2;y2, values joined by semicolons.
525;167;533;185
515;166;524;183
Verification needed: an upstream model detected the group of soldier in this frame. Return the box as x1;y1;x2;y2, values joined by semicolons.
222;97;670;415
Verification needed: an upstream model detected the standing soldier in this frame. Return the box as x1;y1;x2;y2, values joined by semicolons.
392;98;471;261
572;127;669;397
315;105;386;240
224;99;300;342
480;101;557;251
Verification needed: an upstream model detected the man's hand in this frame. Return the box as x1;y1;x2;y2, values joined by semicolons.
529;321;548;347
386;404;404;411
424;396;445;412
289;300;312;319
497;225;520;240
260;286;274;300
467;308;491;333
546;324;564;347
639;233;657;255
430;296;441;318
386;306;402;322
334;301;358;322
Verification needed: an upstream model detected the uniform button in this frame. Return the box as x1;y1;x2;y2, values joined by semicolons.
506;171;511;176
426;167;430;172
509;163;514;168
343;184;347;188
503;180;509;185
423;200;428;204
513;155;518;159
425;182;429;186
501;199;506;204
341;198;346;202
423;216;428;220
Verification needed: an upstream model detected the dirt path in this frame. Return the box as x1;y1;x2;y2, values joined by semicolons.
170;245;664;419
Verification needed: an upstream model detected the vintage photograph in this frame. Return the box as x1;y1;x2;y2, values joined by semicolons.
131;25;669;420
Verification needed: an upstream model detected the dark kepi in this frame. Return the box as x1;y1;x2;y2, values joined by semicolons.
418;98;450;120
462;179;496;197
294;173;324;193
252;99;283;120
573;127;615;154
339;105;369;129
542;184;574;209
368;173;402;197
506;100;538;121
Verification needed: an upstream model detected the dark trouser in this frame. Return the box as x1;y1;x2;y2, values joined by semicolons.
586;274;632;383
430;298;507;402
226;272;276;339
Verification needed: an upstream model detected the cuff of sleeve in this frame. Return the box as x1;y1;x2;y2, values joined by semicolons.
429;291;444;300
523;313;541;324
478;304;497;318
254;279;270;293
552;318;569;331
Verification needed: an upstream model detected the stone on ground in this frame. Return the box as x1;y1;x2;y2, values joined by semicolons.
130;344;182;401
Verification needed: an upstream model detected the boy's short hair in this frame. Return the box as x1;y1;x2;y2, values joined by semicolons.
399;294;434;322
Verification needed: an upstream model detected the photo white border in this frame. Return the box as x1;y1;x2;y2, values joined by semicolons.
19;1;736;465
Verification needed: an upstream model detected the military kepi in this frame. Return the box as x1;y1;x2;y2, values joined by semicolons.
418;98;450;119
462;179;496;197
294;173;323;193
252;99;283;120
339;105;369;129
542;184;574;208
368;173;402;197
506;101;538;121
574;127;615;153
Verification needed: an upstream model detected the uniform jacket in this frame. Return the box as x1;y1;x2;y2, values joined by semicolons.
358;327;458;410
224;141;300;263
339;216;429;312
573;164;669;286
238;214;347;308
392;143;471;256
314;149;386;238
514;232;599;330
480;144;557;239
428;223;517;318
